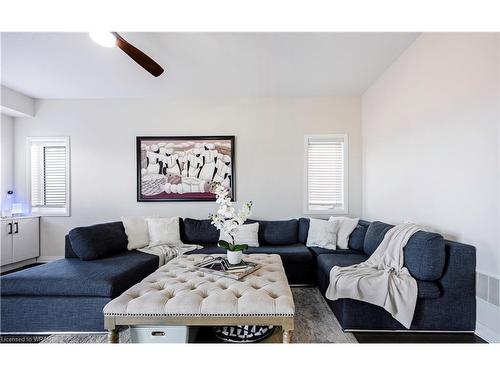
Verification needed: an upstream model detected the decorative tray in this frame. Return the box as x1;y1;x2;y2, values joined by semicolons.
194;256;261;280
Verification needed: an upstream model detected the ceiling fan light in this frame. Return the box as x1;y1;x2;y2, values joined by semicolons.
89;32;116;48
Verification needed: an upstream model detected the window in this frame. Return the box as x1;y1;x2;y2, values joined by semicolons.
27;137;70;216
304;134;348;214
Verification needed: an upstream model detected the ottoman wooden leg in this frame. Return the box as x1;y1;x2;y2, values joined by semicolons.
107;329;119;343
282;330;292;343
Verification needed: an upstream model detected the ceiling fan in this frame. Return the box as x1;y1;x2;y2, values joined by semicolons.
89;32;164;77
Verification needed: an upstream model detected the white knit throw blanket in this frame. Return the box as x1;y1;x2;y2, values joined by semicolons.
138;244;202;267
325;223;421;328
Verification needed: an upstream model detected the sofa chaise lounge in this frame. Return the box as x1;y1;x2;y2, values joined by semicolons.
0;218;476;333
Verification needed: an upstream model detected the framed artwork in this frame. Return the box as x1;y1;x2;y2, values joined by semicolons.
136;136;235;202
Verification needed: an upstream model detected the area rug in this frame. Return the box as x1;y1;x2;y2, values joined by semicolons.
40;287;357;344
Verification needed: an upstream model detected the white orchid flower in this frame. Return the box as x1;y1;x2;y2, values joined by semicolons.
208;183;253;251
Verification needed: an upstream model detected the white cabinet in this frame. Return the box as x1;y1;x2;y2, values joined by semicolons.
0;216;39;266
1;220;13;265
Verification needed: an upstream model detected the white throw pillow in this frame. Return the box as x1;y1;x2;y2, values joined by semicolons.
121;216;153;250
146;217;182;247
219;223;260;247
329;216;360;250
306;218;339;250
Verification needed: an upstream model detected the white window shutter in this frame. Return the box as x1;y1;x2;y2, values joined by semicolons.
305;135;347;213
43;146;67;207
28;137;70;216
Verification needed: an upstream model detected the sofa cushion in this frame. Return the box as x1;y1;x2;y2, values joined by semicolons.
362;221;446;280
0;251;159;298
404;231;446;281
181;218;219;244
308;246;365;258
316;253;441;299
247;244;313;263
247;219;299;246
416;281;442;299
348;222;369;251
363;221;394;256
65;234;78;258
186;243;313;264
317;253;369;275
298;217;310;244
68;222;128;260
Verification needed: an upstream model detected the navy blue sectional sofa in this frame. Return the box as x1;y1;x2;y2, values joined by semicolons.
0;218;476;333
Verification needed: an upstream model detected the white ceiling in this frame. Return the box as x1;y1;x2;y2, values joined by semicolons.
1;32;419;99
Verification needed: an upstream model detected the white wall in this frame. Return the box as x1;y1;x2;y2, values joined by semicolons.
13;97;362;258
362;33;500;340
0;114;14;212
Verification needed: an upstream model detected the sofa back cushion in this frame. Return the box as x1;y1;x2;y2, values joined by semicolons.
181;218;220;244
65;235;78;258
68;222;128;261
348;220;370;251
363;221;393;255
247;219;298;246
298;218;310;244
364;221;446;280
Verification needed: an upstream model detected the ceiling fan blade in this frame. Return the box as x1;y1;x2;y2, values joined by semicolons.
112;32;164;77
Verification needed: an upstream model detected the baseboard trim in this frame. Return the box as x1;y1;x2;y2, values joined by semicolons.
1;258;36;273
475;322;500;343
36;256;64;263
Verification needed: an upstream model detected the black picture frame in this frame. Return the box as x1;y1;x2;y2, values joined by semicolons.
136;135;236;202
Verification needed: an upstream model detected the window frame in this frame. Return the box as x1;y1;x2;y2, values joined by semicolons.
26;136;71;217
303;134;348;215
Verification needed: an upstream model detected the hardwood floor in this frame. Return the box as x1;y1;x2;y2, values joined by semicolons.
2;331;487;344
353;332;486;343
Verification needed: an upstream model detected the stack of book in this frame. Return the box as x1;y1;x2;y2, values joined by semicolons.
194;256;261;280
221;259;250;273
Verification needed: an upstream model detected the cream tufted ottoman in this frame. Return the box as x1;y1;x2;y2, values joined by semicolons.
103;254;295;343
